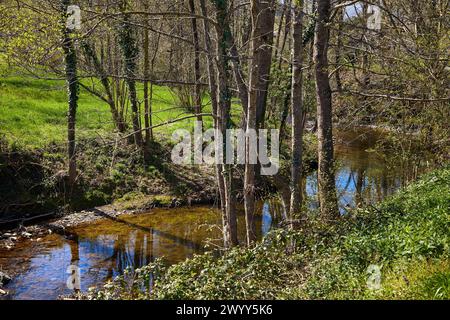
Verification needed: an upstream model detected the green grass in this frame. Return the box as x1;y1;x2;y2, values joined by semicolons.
0;74;220;149
91;166;450;300
0;76;112;148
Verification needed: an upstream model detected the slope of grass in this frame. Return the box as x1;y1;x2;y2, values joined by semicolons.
91;166;450;300
0;77;112;148
0;72;238;215
0;75;218;149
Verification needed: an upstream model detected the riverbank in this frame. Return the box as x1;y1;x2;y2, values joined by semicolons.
0;128;320;232
0;137;219;227
0;73;220;228
0;136;222;259
91;166;450;300
0;199;210;252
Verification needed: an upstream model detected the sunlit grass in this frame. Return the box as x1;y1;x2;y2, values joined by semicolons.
372;258;450;300
0;76;113;148
0;74;229;149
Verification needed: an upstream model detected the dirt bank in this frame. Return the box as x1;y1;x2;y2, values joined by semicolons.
0;189;219;252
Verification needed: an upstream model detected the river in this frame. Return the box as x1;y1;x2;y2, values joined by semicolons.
0;128;417;299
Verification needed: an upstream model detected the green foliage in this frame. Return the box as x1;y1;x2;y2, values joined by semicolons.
92;167;450;300
369;258;450;300
91;229;303;300
0;5;61;67
0;135;190;215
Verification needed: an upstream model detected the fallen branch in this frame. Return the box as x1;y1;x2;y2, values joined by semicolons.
120;113;214;141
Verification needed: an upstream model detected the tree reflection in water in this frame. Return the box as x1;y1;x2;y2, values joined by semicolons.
1;129;431;299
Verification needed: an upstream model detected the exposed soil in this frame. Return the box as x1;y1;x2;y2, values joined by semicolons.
0;138;218;229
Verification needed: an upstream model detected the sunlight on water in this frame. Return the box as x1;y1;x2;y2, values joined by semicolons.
0;128;417;300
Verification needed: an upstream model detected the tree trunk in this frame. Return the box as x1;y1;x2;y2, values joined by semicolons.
269;1;287;112
277;0;292;70
245;0;277;245
118;1;143;147
81;41;126;133
255;0;276;129
61;0;79;188
314;0;339;218
229;41;248;127
200;0;223;212
245;0;262;245
143;3;152;146
188;0;203;124
212;0;238;248
273;1;287;62
200;0;233;245
289;2;304;217
199;0;217;118
361;2;370;89
335;6;343;92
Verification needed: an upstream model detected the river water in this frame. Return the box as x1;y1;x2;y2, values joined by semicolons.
0;128;414;300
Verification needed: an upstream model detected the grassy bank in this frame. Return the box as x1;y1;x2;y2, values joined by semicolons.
0;74;319;220
92;166;450;300
0;137;217;223
0;74;220;219
0;75;214;149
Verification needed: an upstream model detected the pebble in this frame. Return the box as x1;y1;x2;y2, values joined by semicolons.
0;271;12;286
4;243;14;250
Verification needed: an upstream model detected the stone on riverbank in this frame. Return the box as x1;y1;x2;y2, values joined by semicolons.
0;271;11;286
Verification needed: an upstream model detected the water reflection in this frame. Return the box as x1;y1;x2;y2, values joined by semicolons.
0;129;421;299
0;205;278;300
303;129;407;214
261;203;273;235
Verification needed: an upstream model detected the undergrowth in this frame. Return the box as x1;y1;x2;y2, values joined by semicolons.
90;167;450;300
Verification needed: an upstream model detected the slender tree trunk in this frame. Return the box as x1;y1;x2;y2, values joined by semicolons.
314;0;338;218
81;41;126;133
274;1;287;61
61;0;78;188
200;0;224;212
143;4;152;146
189;0;203;124
200;0;226;215
212;0;238;247
229;41;249;127
255;0;276;129
270;0;288;113
213;12;248;126
335;6;343;92
361;2;370;89
245;0;276;245
278;0;292;70
147;21;164;143
279;69;292;140
118;1;143;147
245;0;262;245
200;1;237;248
308;0;317;132
289;2;304;217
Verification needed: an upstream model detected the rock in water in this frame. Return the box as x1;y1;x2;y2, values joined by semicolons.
0;271;11;286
